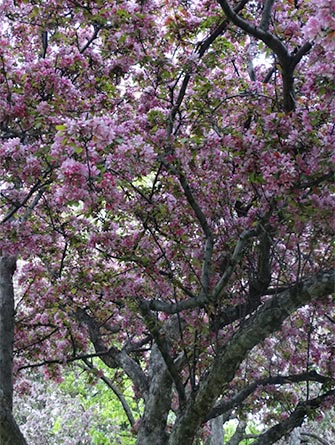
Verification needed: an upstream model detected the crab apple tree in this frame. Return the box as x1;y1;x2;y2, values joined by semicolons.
0;0;334;444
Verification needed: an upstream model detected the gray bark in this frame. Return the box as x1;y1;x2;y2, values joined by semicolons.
136;345;172;445
0;256;27;445
209;416;224;445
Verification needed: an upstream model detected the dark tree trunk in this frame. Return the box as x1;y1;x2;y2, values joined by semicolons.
0;256;27;445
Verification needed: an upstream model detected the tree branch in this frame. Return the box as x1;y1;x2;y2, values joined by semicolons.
76;308;149;398
206;371;331;421
136;344;172;445
300;432;331;445
82;358;135;427
259;0;275;31
212;227;259;301
139;306;186;409
249;227;272;297
196;0;250;57
251;389;335;445
225;419;247;445
79;24;100;54
217;0;289;61
0;256;27;444
216;0;313;112
140;227;259;315
168;269;335;444
1;180;49;225
169;0;250;133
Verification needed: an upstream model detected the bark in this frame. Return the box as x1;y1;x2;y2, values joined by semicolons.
209;415;224;445
0;256;27;445
0;404;28;445
136;345;172;445
167;270;335;445
76;308;149;398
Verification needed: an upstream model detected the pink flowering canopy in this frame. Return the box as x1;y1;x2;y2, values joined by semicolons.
0;0;334;444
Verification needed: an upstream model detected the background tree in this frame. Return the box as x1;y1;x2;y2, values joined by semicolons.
0;0;334;444
14;364;139;444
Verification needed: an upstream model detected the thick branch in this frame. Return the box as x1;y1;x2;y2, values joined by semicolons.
136;344;173;445
0;256;16;410
139;306;186;408
200;235;214;298
206;371;331;421
0;256;27;444
259;0;275;31
251;389;335;445
216;0;313;112
196;0;249;57
217;0;289;61
76;308;149;398
0;400;28;445
168;269;335;445
225;419;247;445
249;228;272;297
210;227;272;331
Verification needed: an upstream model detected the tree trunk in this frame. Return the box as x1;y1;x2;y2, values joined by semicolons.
210;415;224;445
0;256;27;445
136;345;172;445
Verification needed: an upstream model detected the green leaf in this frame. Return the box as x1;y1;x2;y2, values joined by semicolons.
55;124;66;131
